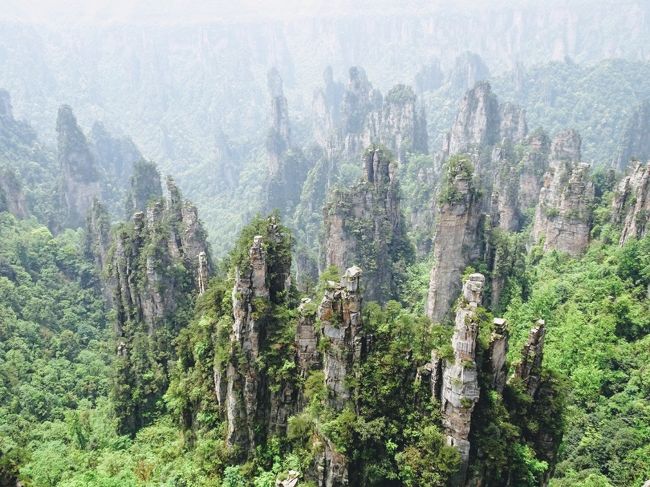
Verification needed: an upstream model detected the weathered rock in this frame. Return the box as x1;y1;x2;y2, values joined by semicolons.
415;58;444;94
57;105;102;228
532;130;594;256
446;52;490;93
318;266;364;410
85;199;113;303
0;167;28;218
611;161;649;244
488;318;509;393
514;320;546;397
296;298;321;406
426;156;482;323
314;437;349;487
381;84;428;161
614;100;650;171
440;273;485;484
125;159;162;216
323;147;413;302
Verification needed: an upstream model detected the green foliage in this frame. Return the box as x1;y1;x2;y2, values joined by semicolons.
437;154;475;205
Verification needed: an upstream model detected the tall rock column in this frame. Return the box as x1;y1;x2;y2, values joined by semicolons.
532;130;594;256
426;155;482;323
514;320;546;397
611;161;649;244
440;273;485;484
57;105;101;228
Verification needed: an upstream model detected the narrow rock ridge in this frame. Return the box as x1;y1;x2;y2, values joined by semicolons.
57;105;102;229
614;99;650;171
532;130;594;256
85;199;113;303
514;319;546;397
611;161;649;244
439;273;485;484
296;298;321;408
323;146;413;302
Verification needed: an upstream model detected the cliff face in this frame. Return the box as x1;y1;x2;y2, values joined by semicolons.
85;199;113;303
57;105;102;229
611;161;650;244
0;167;28;218
614;100;650;171
532;130;594;256
426;155;482;323
125;159;162;216
322;147;413;302
439;273;484;484
110;177;210;433
265;68;309;215
446;51;491;93
224;219;293;455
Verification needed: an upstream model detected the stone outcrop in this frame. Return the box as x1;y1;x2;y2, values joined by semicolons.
514;320;546;397
296;298;321;406
381;85;428;162
0;167;28;218
323;147;413;302
426;155;482;323
90;121;141;182
111;179;210;335
318;266;364;410
614;100;650;171
446;52;490;93
439;273;485;484
414;58;444;94
611;161;649;244
265;68;308;215
444;82;526;158
532;130;594;256
85;199;113;302
224;220;292;455
57;105;102;229
487;318;509;393
312;66;344;149
125;159;162;216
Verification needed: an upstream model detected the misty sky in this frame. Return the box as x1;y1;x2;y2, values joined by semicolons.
0;0;616;24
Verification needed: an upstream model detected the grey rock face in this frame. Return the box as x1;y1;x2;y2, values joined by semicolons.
532;131;594;256
85;199;113;303
614;100;650;171
323;147;412;302
318;266;364;411
611;161;650;244
296;298;321;407
447;51;490;93
440;273;485;484
0;167;28;218
57;105;102;229
426;160;481;323
488;318;509;393
125;160;162;217
514;320;546;397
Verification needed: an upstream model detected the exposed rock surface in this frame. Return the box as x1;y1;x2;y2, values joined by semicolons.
224;221;292;456
318;266;364;410
611;161;650;244
296;298;321;406
414;58;444;94
514;320;546;397
446;51;490;93
614;100;650;171
426;156;481;323
85;199;113;302
323;147;413;302
488;318;509;393
125;159;162;216
532;130;594;256
57;105;102;229
440;273;485;484
0;167;28;218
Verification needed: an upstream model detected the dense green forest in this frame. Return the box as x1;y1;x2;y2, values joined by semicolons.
1;2;649;485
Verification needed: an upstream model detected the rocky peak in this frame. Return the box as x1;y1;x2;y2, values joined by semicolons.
323;146;412;302
447;51;490;93
614;100;650;171
317;265;364;410
532;131;593;256
57;105;102;229
426;155;482;323
611;161;650;244
514;320;546;397
0;167;28;218
90;121;142;181
125;159;162;216
550;128;581;163
381;84;428;161
445;82;527;157
488;318;509;393
414;58;444;94
440;273;485;484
